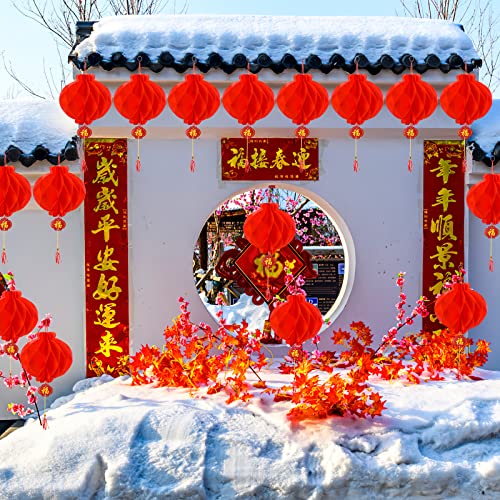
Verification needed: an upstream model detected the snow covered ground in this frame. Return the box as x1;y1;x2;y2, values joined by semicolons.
1;369;499;499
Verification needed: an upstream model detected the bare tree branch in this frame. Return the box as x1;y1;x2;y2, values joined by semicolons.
2;53;47;99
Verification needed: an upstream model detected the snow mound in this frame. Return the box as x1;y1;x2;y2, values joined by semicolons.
73;14;478;65
471;99;500;155
0;99;76;154
1;370;500;499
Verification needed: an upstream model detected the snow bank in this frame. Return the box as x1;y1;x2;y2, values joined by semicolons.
73;14;478;65
1;369;500;499
471;99;500;155
0;99;76;154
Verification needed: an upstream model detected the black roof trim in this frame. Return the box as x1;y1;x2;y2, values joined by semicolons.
0;139;79;168
469;140;500;167
71;21;482;75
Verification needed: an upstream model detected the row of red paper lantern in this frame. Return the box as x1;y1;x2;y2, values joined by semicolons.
59;66;492;173
0;164;85;264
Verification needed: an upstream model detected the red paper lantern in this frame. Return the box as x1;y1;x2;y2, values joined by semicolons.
434;282;487;334
467;173;500;270
331;73;383;171
277;73;329;132
0;290;38;344
440;73;492;171
114;72;166;172
0;165;32;263
59;73;112;139
243;202;296;254
20;331;72;384
386;74;438;172
168;73;220;172
222;73;274;171
270;294;323;345
33;165;86;264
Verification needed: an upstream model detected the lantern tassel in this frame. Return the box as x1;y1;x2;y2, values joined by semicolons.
408;137;413;172
1;232;6;264
55;231;61;265
190;138;196;173
489;237;494;272
462;139;468;173
77;140;87;172
136;138;142;172
353;139;359;172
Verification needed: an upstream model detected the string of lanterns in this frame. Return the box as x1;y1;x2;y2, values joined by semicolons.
58;61;492;174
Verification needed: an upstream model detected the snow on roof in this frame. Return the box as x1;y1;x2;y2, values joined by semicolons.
1;371;500;497
0;99;78;166
471;100;500;156
72;15;479;72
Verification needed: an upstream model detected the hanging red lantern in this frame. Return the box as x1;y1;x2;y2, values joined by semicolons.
222;72;275;171
114;65;166;172
270;294;323;345
277;72;329;171
434;282;487;334
243;202;296;254
466;172;500;271
168;72;220;172
0;163;32;263
0;289;38;345
331;71;383;172
33;165;86;264
440;72;493;171
59;72;112;141
386;73;438;172
20;330;72;429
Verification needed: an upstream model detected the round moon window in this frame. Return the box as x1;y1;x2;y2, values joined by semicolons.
193;187;352;337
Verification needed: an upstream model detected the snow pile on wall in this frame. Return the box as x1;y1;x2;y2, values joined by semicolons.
73;14;478;64
471;99;500;155
1;370;500;498
0;99;76;154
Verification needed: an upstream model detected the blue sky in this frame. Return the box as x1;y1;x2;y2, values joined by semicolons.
0;0;498;98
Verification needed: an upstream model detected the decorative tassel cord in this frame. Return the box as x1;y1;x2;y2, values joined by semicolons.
489;238;494;272
136;138;142;172
55;231;61;264
190;137;196;173
244;135;250;173
462;138;468;173
1;232;6;264
353;139;359;172
408;137;413;172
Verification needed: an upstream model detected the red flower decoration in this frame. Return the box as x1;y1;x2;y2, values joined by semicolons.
277;73;329;125
114;74;166;126
0;290;38;344
222;73;274;126
20;331;72;383
59;73;112;138
33;166;85;217
0;166;31;217
270;294;323;345
386;74;437;126
440;73;492;126
168;73;220;126
243;202;296;255
434;282;487;334
467;174;500;225
331;73;383;126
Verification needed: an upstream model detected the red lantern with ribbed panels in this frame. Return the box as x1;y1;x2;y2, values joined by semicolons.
114;64;166;172
168;72;220;172
222;72;275;171
0;289;38;347
0;163;32;263
33;165;86;264
331;70;383;172
386;72;438;172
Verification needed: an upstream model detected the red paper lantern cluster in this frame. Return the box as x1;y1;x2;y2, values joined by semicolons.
434;282;487;334
0;164;32;263
331;73;383;171
270;293;323;345
386;73;438;171
467;173;500;271
168;73;220;172
33;165;86;264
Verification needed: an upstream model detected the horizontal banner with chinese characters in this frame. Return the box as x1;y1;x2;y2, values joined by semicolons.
221;138;319;181
84;138;129;377
422;140;464;332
